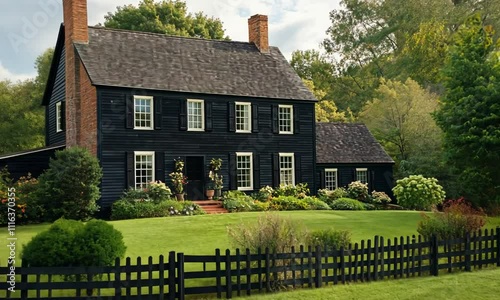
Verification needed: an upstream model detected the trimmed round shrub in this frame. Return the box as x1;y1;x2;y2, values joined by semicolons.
76;220;127;266
330;198;366;210
37;147;102;221
21;219;83;267
308;229;352;250
392;175;446;210
22;219;126;267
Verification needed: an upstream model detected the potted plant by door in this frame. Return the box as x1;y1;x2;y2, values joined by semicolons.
209;158;223;200
169;158;187;201
205;181;215;200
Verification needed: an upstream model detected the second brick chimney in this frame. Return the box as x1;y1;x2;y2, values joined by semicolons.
63;0;97;155
248;14;269;53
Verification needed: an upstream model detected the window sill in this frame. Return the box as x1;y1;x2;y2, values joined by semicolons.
278;131;294;135
133;127;154;130
187;128;205;132
236;130;252;133
237;187;254;191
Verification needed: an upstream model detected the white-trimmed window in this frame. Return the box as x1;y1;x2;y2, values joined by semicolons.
278;105;293;134
56;102;62;132
325;168;338;190
235;102;252;133
187;99;204;131
356;168;368;184
134;95;153;130
236;152;253;191
279;153;295;186
135;151;155;189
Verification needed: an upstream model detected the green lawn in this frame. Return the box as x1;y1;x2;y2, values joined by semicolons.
234;268;500;300
1;210;500;265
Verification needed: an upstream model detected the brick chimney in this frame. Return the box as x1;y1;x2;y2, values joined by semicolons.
62;0;97;155
248;14;269;53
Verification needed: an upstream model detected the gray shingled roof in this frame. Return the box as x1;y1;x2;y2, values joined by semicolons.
316;123;394;164
74;27;316;101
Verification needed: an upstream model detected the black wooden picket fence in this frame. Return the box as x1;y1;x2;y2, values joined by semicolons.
1;228;499;299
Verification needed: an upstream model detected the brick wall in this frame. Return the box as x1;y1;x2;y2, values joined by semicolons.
78;60;97;155
248;14;269;53
63;0;97;155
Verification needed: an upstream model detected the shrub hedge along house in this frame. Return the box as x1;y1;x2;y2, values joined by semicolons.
0;0;394;209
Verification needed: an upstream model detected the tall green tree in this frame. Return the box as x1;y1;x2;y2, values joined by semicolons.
0;48;52;155
103;0;228;40
359;78;448;186
434;15;500;208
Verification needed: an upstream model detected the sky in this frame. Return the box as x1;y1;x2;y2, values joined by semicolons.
0;0;341;82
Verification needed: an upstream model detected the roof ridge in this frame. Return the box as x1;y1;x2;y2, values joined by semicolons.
87;25;279;48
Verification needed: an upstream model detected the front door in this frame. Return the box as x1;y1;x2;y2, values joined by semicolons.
185;156;205;200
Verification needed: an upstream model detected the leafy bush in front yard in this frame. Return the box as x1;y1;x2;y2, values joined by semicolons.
307;229;352;250
222;190;256;212
0;171;44;225
330;198;366;210
417;198;486;240
347;181;369;202
393;175;446;210
227;213;307;253
22;219;126;267
121;181;172;203
371;191;392;204
257;183;311;200
317;187;348;205
111;199;204;220
36;147;102;221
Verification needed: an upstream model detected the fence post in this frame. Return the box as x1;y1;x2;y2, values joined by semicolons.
21;259;28;299
315;245;322;288
168;252;176;300
177;253;185;300
215;249;222;299
225;249;232;299
465;233;471;272
496;227;500;267
114;257;122;297
431;235;439;276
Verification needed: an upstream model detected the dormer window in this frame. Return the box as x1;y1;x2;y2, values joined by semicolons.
187;99;205;131
134;96;153;130
235;102;252;133
278;105;293;134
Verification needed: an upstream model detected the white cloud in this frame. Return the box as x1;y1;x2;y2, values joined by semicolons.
0;61;35;82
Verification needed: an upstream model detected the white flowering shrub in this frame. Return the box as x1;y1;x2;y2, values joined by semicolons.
392;175;445;210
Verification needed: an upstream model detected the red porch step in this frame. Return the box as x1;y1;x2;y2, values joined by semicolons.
193;200;228;214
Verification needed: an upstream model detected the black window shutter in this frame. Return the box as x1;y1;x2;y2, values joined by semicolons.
205;101;213;132
253;153;260;190
252;104;259;133
228;102;235;132
126;152;135;188
179;99;187;131
295;153;302;184
154;97;162;130
272;153;280;187
272;104;279;133
126;95;134;129
155;152;165;182
60;101;66;131
294;106;300;134
370;170;375;191
229;153;237;190
319;170;326;189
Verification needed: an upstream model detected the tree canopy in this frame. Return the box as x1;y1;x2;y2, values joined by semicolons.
103;0;229;40
0;48;52;155
434;14;500;207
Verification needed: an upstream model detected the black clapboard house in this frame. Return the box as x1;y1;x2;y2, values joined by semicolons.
316;123;395;197
36;0;317;206
0;0;394;208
